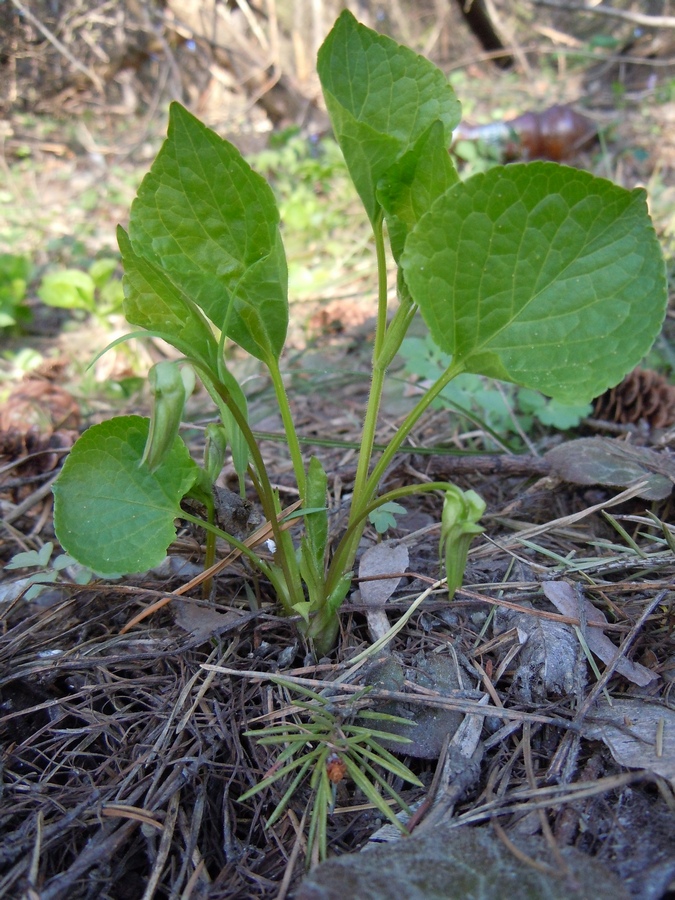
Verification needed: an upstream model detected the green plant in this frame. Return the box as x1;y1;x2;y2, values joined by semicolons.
5;541;94;601
38;256;124;321
399;333;593;442
239;676;422;865
0;253;32;329
53;11;667;656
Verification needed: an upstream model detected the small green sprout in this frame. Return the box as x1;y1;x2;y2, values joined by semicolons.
239;677;422;866
5;542;94;601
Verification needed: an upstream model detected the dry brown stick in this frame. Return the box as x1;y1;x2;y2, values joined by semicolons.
142;789;181;900
531;0;675;28
2;474;58;525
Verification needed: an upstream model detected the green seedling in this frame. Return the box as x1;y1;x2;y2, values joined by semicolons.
38;256;124;321
0;253;31;329
240;676;422;866
399;333;593;442
53;12;667;656
5;542;94;602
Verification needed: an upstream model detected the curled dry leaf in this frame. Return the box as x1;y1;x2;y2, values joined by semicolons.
542;581;658;687
494;602;581;701
358;541;409;643
583;698;675;787
545;437;674;500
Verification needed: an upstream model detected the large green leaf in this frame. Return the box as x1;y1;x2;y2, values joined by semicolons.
401;162;668;403
317;10;460;224
53;416;198;575
128;103;288;362
118;227;218;369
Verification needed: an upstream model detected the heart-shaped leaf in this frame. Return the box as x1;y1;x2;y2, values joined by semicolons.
53;416;198;575
317;10;460;224
128;103;288;362
401;162;667;403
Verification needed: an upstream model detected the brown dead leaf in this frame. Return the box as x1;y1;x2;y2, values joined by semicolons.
172;601;254;640
494;602;581;701
542;581;658;687
584;698;675;787
545;438;674;500
359;542;409;604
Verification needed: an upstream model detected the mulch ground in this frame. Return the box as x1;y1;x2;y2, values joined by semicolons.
1;333;674;897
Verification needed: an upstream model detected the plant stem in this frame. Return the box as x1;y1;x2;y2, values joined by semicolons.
203;494;217;598
205;375;305;612
323;358;466;600
180;510;269;574
364;357;466;498
349;213;389;514
268;356;307;497
324;481;454;599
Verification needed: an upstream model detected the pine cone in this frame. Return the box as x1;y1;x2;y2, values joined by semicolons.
593;368;675;428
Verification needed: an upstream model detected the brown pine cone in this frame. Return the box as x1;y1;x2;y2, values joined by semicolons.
593;368;675;428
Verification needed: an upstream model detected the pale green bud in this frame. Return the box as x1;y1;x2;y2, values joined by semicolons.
204;423;229;483
141;361;188;472
440;485;486;598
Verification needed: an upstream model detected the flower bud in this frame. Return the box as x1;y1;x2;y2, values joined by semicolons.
204;423;229;483
440;485;486;598
141;361;188;472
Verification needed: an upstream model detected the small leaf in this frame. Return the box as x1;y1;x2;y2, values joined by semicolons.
402;162;667;403
88;257;117;288
317;10;460;223
368;501;407;535
6;542;54;570
128;103;288;362
53;416;199;576
299;457;329;591
377;119;459;261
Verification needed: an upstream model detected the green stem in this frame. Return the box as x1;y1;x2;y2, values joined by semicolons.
372;213;389;360
324;358;466;599
199;369;306;612
203;494;217;598
349;214;390;515
180;510;270;575
364;358;466;498
324;481;454;599
268;355;307;498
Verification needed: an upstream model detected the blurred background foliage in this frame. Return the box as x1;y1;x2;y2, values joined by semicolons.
0;0;673;433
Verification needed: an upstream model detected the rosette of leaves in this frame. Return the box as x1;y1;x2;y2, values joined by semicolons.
53;10;667;657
